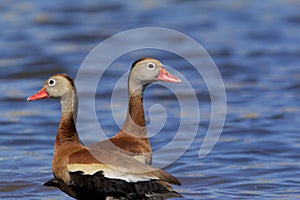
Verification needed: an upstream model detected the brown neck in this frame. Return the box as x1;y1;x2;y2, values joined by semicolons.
55;112;81;146
55;86;80;145
122;90;147;138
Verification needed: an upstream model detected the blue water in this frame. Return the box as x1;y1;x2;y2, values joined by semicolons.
1;0;300;199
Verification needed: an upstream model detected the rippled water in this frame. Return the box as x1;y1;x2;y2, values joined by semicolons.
1;0;300;199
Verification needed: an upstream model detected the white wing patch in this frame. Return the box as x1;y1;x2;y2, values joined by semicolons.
133;154;147;163
68;163;103;176
68;163;158;183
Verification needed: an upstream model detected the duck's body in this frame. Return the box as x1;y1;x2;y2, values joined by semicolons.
28;73;182;200
89;58;181;165
51;113;180;200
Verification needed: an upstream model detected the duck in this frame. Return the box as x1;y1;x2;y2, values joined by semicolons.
27;74;182;200
89;58;181;165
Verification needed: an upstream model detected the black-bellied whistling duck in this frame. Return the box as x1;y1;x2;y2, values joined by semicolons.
27;74;182;200
89;58;181;165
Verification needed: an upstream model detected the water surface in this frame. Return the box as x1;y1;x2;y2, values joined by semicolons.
1;0;300;199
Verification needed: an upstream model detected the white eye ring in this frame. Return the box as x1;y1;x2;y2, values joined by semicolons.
147;62;155;70
48;79;56;86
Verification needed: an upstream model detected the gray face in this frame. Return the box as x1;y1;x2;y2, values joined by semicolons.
131;59;163;86
44;75;73;98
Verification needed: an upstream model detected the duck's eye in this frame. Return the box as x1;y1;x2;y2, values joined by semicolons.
147;63;155;70
48;79;56;86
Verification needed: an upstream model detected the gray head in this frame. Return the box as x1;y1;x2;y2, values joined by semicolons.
130;58;181;87
27;74;78;119
27;74;76;101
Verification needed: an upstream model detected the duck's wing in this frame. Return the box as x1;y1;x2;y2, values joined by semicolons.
88;133;152;165
67;147;181;186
